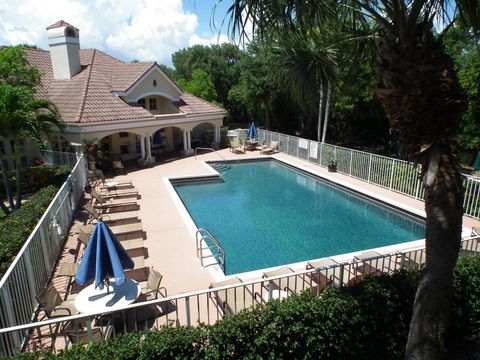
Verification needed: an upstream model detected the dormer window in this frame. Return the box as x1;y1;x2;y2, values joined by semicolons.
149;98;157;110
138;98;146;108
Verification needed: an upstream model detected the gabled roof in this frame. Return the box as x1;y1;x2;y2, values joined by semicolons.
24;47;225;124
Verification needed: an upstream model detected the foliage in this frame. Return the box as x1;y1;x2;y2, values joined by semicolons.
0;185;58;277
177;69;218;103
0;46;65;214
19;256;480;359
444;24;480;152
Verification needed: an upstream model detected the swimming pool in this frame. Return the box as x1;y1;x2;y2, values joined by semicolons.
173;159;425;275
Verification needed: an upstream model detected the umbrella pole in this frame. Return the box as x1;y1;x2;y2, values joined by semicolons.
105;277;110;294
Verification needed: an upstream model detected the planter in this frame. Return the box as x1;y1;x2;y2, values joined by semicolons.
328;165;337;172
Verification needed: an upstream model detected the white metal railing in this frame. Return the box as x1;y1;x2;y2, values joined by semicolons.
258;129;480;219
0;155;87;356
41;150;79;168
0;235;478;357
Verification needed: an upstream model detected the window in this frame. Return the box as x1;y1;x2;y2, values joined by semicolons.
149;98;157;110
120;145;130;154
137;98;146;108
0;141;4;155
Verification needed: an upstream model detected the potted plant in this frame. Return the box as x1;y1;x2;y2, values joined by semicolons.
328;157;337;172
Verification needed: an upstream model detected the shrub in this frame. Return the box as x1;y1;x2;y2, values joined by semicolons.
0;185;58;277
0;166;69;196
16;256;480;359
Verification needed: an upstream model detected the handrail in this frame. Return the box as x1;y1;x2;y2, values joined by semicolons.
194;147;226;162
196;228;226;273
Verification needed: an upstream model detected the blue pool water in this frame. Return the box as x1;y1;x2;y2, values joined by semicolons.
174;160;425;275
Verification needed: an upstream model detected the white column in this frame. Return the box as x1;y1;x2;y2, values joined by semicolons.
214;126;221;143
182;130;188;151
187;131;192;150
140;136;146;159
146;135;152;160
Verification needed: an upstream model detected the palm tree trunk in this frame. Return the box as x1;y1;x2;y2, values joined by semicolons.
373;21;465;359
321;83;331;144
405;143;463;359
317;83;324;142
13;140;22;209
0;154;13;213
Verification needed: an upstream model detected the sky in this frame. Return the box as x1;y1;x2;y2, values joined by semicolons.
0;0;233;67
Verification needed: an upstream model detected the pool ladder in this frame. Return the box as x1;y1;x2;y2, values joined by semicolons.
194;147;230;172
196;228;226;273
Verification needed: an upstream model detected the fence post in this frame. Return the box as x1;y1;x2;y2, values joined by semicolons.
349;150;353;175
367;154;372;183
389;160;395;190
185;297;191;326
414;165;422;199
286;135;289;154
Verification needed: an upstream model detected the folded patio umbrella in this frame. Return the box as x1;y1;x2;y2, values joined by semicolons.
75;222;134;289
247;122;257;139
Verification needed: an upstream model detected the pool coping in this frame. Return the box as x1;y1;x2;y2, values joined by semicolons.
165;155;472;282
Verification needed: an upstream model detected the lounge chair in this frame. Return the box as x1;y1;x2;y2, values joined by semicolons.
261;266;308;296
229;138;245;154
138;267;168;301
85;203;138;223
94;169;133;189
306;258;341;289
36;283;78;319
353;251;399;277
77;228;144;251
96;186;139;197
261;140;279;154
91;189;138;208
209;277;255;315
112;160;125;175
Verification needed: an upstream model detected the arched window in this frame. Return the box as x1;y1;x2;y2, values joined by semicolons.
137;98;146;108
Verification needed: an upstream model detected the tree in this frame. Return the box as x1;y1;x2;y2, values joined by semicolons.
0;46;65;214
219;0;480;358
177;69;218;103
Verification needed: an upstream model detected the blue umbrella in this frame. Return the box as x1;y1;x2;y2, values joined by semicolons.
474;150;480;171
247;122;257;139
75;222;134;289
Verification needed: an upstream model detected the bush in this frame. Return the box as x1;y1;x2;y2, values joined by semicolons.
0;166;69;196
18;256;480;359
0;185;58;277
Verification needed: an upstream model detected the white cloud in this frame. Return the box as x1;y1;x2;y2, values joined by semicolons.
188;33;229;47
0;0;230;66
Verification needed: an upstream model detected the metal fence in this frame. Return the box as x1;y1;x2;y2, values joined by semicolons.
0;155;87;356
258;129;480;219
41;150;79;168
0;235;479;357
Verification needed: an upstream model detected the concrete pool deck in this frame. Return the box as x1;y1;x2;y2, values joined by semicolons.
54;148;480;297
108;149;480;294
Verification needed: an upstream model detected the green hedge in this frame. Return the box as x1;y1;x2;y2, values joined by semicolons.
18;256;480;360
0;185;58;277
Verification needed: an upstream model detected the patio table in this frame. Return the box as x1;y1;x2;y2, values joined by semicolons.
74;278;141;313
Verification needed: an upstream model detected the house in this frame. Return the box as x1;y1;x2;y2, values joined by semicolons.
19;20;225;166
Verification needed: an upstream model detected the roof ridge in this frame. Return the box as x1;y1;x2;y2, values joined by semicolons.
122;62;157;93
77;49;96;122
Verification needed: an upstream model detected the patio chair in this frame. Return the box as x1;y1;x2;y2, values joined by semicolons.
112;160;125;175
353;251;398;277
85;203;138;223
306;258;341;289
262;266;307;295
91;189;138;208
261;141;279;154
209;277;255;315
36;283;78;319
229;138;245;154
138;267;168;301
96;185;139;198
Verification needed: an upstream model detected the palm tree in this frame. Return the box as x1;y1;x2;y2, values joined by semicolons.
0;83;64;213
218;0;479;358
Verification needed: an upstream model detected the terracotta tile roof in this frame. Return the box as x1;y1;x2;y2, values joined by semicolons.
175;93;225;115
46;20;78;31
24;47;225;124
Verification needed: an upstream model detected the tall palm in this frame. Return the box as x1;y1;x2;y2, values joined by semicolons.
218;0;480;358
0;84;64;213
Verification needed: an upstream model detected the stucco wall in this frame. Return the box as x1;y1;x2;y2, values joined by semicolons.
126;68;181;102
